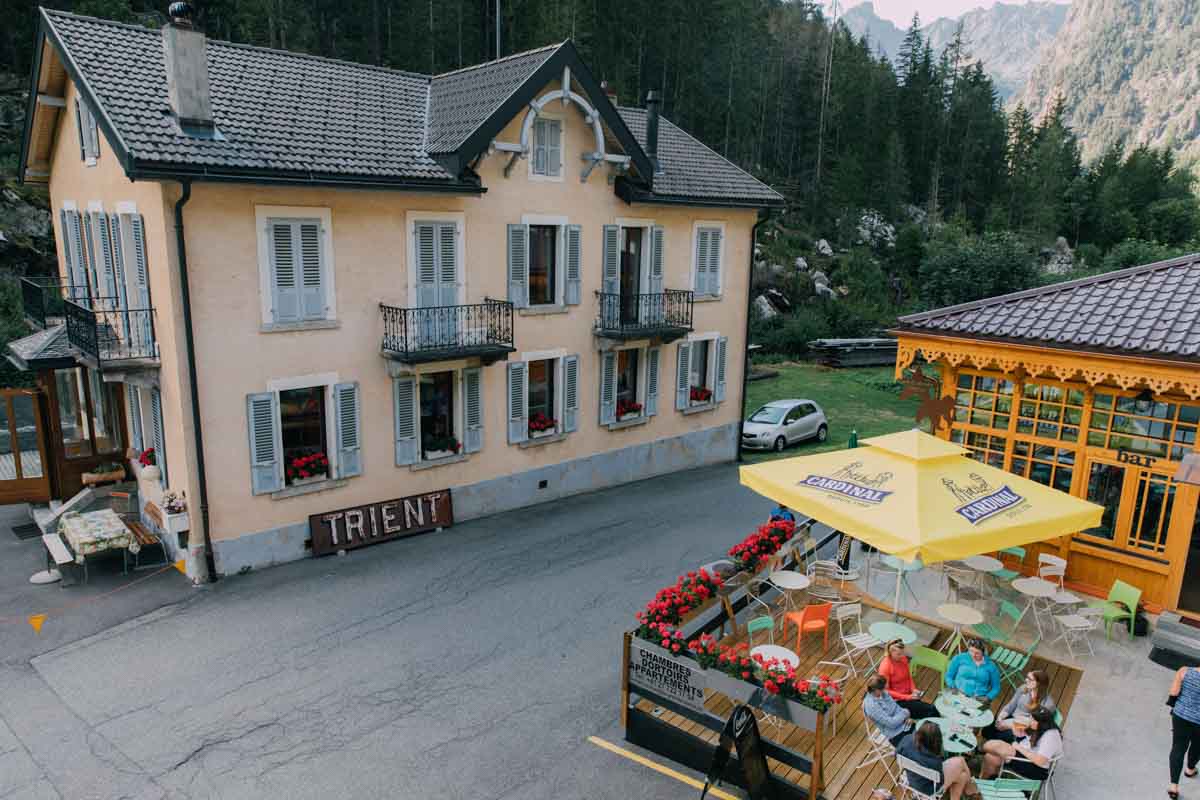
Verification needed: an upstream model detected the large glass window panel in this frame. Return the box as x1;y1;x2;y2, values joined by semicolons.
616;349;641;416
1084;463;1125;541
279;386;328;484
419;371;457;457
11;395;42;479
1130;473;1175;554
88;370;122;454
527;359;555;421
528;225;557;306
56;368;92;458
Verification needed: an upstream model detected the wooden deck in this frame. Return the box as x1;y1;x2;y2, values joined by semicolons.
631;594;1083;799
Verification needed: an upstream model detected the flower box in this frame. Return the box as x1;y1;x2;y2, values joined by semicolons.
783;699;822;732
163;510;190;536
289;473;328;487
616;412;641;422
530;428;558;440
705;668;758;703
139;464;161;481
424;449;456;460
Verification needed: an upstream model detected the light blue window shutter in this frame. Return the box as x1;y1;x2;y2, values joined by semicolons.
694;229;710;294
646;347;661;417
334;382;362;478
715;336;729;403
299;221;325;320
463;367;483;453
707;228;723;295
68;211;87;299
73;100;86;160
130;215;149;306
533;118;547;174
507;361;528;444
96;213;117;299
676;340;691;410
563;354;579;432
128;387;143;453
599;350;616;425
649;225;665;296
507;223;528;308
547;120;562;177
602;225;620;295
414;222;437;309
59;210;75;285
83;213;98;297
565;224;582;305
108;214;129;310
246;391;281;494
437;223;458;306
269;220;300;322
393;376;417;466
84;102;100;160
151;388;168;488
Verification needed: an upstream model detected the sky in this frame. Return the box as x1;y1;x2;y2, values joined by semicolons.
839;0;1070;27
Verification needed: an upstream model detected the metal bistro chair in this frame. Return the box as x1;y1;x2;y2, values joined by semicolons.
1053;606;1103;658
897;753;946;800
809;659;852;737
747;615;777;647
746;552;786;615
859;708;901;786
972;601;1026;646
834;602;883;674
1038;553;1082;609
991;634;1041;691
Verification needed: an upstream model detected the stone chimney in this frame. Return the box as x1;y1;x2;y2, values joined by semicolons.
161;1;213;129
645;90;663;176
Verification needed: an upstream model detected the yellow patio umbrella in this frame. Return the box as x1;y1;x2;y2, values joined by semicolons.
740;430;1104;613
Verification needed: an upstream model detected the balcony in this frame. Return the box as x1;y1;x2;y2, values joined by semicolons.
64;299;158;367
21;277;87;329
379;300;515;365
594;290;694;343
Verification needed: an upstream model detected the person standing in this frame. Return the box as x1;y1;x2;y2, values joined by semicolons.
1168;665;1200;798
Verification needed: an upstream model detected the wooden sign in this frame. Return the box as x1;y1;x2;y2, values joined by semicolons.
309;489;453;556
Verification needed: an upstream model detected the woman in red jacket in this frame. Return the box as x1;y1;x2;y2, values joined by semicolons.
878;639;939;719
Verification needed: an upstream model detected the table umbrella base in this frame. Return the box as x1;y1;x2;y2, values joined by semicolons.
29;569;61;585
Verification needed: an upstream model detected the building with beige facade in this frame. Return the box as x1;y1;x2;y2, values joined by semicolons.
13;6;783;580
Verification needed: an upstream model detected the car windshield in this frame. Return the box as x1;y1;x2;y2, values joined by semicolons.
748;406;788;424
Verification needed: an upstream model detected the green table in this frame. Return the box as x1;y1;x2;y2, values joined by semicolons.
926;716;977;754
869;620;917;646
935;691;995;729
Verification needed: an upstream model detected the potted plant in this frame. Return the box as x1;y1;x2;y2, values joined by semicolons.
690;386;713;405
137;447;160;481
616;399;643;421
528;411;558;439
82;461;125;486
424;435;461;460
754;655;842;732
161;490;190;536
706;640;758;702
286;452;329;486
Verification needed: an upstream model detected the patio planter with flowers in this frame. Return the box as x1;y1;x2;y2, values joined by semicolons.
424;436;461;460
755;655;841;731
528;412;558;439
689;386;713;406
137;447;160;480
616;399;642;421
286;452;329;486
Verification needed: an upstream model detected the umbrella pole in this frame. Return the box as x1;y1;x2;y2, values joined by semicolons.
893;568;903;620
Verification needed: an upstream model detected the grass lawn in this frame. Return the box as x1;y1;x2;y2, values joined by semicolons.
740;361;927;462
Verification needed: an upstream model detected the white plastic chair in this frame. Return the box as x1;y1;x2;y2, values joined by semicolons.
834;602;882;674
897;753;946;799
858;709;901;785
1038;554;1081;607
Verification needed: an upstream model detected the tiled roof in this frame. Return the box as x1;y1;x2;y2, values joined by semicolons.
7;324;74;369
896;253;1200;361
427;43;562;154
618;108;785;206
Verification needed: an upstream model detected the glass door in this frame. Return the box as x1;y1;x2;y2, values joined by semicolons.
1082;456;1180;557
0;389;51;504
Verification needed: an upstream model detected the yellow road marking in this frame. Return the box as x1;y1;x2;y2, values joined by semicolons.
586;735;739;800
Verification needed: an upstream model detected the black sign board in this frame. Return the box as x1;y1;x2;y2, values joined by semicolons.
701;704;775;800
308;489;452;556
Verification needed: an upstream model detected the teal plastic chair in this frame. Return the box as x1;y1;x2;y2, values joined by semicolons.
911;645;949;688
973;601;1025;645
991;634;1040;690
1087;579;1142;640
976;777;1042;800
992;546;1026;582
747;615;775;646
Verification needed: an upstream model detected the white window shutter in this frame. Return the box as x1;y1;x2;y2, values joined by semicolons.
438;223;458;307
334;382;362;478
646;347;661;416
393;376;417;466
463;367;483;453
246;391;281;494
602;225;620;295
563;354;579;432
269;220;300;322
565;224;582;305
150;388;168;488
649;225;665;296
507;361;528;444
533;118;547;174
128;387;143;453
599;350;616;425
694;229;709;294
299;221;325;320
130;214;149;302
547;120;562;177
715;336;729;403
676;341;691;410
708;229;723;295
96;212;117;299
507;223;528;308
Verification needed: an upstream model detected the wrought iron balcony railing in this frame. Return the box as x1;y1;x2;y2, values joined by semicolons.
380;299;515;365
64;298;157;365
594;289;694;342
20;277;88;328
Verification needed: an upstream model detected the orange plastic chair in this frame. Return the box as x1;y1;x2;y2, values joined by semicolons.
784;602;832;651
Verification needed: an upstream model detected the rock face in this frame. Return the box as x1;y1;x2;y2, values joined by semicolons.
841;1;1068;99
815;239;833;257
0;182;54;276
753;295;778;320
1017;0;1200;164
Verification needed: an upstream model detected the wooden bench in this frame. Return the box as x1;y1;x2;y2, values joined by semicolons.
42;532;73;587
123;500;169;569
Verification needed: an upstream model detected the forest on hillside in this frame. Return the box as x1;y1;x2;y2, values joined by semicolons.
1;0;1198;359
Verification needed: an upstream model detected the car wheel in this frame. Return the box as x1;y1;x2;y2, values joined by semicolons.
773;436;787;452
816;424;828;442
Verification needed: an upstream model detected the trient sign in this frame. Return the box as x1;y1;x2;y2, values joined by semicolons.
309;490;453;556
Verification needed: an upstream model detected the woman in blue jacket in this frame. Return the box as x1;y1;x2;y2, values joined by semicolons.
947;639;1001;701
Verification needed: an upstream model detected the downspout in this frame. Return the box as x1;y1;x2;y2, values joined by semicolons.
737;209;774;463
174;179;217;582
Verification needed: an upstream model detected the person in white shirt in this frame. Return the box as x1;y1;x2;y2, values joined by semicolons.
981;706;1062;781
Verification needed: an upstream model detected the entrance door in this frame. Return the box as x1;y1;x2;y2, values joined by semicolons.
619;227;642;326
415;221;459;348
1084;459;1179;555
0;389;51;504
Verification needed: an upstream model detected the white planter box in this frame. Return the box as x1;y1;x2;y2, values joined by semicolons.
163;511;190;535
783;698;822;732
140;464;161;481
530;428;557;439
617;412;642;422
424;449;456;460
289;474;328;487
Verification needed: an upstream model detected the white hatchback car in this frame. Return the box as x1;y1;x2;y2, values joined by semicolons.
742;399;829;452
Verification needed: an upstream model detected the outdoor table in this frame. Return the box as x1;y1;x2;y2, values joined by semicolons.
935;691;995;729
927;716;977;755
751;644;800;668
879;554;923;604
869;620;917;646
1012;577;1059;637
937;603;984;654
963;554;1006;594
768;570;811;612
58;509;133;583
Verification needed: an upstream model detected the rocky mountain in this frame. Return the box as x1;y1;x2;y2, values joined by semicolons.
840;1;1069;99
1016;0;1200;165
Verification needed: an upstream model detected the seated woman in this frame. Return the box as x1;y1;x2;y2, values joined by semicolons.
946;639;1001;702
863;674;913;748
876;721;981;800
878;639;939;719
981;706;1063;781
982;669;1056;742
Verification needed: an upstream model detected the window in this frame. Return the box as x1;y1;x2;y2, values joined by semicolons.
74;98;100;164
508;221;581;308
1017;382;1084;442
1088;392;1199;461
954;372;1013;430
507;355;580;443
246;381;360;495
599;346;661;425
950;429;1007;469
784;405;805;425
1083;462;1124;541
528;226;558;306
420;371;458;458
1130;471;1176;554
1011;439;1075;493
256;207;335;328
54;367;123;459
528;359;555;424
617;349;641;418
675;336;728;410
394;369;483;464
692;224;724;296
532;118;562;177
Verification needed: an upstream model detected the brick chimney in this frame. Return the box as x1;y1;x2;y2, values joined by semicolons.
161;1;213;129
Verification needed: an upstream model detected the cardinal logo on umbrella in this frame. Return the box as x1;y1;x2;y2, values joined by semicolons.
945;473;1027;524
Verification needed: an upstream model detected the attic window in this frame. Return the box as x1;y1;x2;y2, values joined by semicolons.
74;98;100;165
532;118;562;178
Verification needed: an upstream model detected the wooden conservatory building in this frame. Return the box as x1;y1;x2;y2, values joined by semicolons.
893;254;1200;615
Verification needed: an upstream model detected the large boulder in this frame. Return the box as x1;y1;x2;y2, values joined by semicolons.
795;256;808;272
856;209;896;249
753;295;778;319
1043;236;1075;275
815;238;833;256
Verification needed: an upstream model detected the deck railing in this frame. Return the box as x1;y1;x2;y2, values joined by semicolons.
64;298;157;364
20;277;87;328
595;289;694;337
380;300;515;361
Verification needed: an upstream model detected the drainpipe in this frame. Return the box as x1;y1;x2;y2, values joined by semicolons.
737;209;774;464
173;180;216;583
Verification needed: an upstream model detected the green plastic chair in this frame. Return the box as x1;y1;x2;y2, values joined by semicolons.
1087;579;1142;640
992;634;1041;691
910;645;949;688
973;601;1025;645
747;615;775;646
992;546;1027;582
976;777;1042;800
1054;708;1063;727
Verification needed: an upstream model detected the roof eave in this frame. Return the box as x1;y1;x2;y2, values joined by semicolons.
616;177;786;209
17;24;46;186
127;159;486;194
890;326;1200;368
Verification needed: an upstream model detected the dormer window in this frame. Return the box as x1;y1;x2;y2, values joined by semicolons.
532;118;562;178
74;98;100;165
